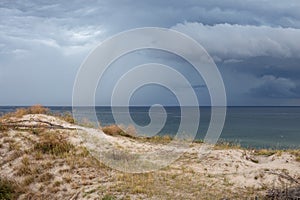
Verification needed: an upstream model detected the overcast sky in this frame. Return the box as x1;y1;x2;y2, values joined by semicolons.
1;0;300;106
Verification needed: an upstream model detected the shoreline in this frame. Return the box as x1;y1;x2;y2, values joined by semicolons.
1;105;300;150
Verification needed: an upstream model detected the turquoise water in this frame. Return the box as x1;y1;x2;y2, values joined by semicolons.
1;106;299;149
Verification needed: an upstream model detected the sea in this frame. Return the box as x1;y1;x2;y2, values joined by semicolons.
0;106;299;149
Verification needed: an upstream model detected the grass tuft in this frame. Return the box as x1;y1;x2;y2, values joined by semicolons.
253;149;277;157
290;150;300;162
38;172;54;183
0;104;49;119
27;104;49;115
0;177;22;200
102;194;116;200
0;124;8;132
214;140;241;150
142;135;173;144
34;132;74;156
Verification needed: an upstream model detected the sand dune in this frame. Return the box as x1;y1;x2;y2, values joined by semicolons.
0;114;299;199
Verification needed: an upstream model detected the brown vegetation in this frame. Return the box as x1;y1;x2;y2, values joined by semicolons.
102;124;136;138
57;112;75;124
34;131;74;156
0;105;49;119
290;150;300;162
0;177;22;200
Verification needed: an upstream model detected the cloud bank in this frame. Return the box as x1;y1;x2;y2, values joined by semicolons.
0;0;300;105
172;22;300;60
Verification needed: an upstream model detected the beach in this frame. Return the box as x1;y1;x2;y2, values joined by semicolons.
0;108;299;199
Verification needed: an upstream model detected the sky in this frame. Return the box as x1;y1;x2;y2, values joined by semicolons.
1;0;300;106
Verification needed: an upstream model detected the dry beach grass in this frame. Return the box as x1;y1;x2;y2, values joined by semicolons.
0;106;300;199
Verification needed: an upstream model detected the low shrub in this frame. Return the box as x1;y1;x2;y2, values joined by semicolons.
27;105;49;115
102;124;136;138
102;125;124;136
1;104;49;119
34;132;74;156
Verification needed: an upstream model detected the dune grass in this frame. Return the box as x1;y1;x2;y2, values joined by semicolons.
0;104;49;119
34;131;74;156
290;150;300;162
0;105;76;125
0;177;22;200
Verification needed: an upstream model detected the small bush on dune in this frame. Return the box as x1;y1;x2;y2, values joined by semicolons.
102;124;136;138
0;105;77;125
102;125;124;136
1;104;49;119
34;132;74;156
27;104;49;114
13;108;28;118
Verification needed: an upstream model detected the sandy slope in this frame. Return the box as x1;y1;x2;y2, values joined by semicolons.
0;114;299;199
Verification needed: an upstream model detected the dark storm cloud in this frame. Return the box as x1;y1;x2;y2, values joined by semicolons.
172;22;300;60
222;57;300;80
2;0;300;56
218;56;300;101
1;0;300;105
249;75;298;98
99;0;300;29
171;21;300;104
